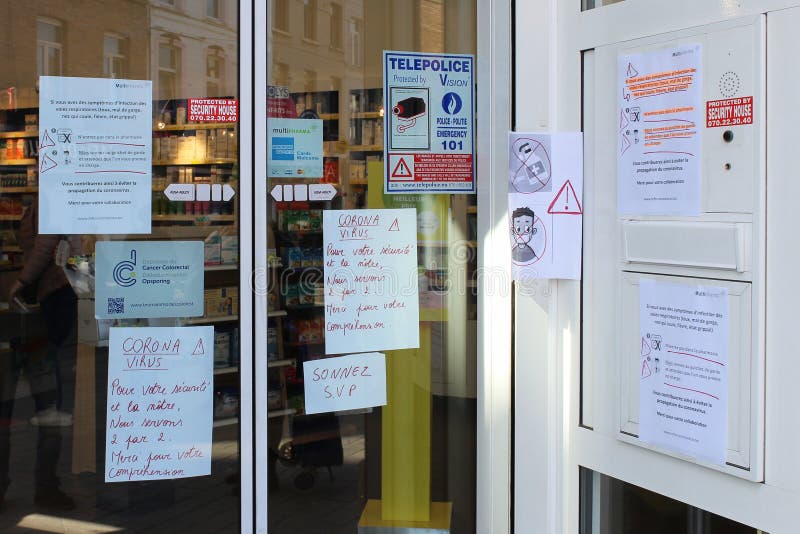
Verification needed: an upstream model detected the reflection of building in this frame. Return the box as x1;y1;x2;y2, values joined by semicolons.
149;0;239;101
0;0;239;110
270;0;365;91
0;0;149;110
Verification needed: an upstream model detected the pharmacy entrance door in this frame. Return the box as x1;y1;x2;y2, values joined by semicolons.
256;1;492;532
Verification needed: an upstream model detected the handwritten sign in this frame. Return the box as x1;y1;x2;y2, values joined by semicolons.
323;208;420;354
303;353;387;414
105;326;213;482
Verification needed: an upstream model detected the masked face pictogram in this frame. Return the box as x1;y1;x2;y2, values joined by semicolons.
510;207;538;263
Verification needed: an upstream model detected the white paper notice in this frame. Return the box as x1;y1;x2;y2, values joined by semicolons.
39;76;152;234
323;208;420;354
639;280;728;465
618;44;702;215
303;353;387;415
105;326;213;482
508;132;583;280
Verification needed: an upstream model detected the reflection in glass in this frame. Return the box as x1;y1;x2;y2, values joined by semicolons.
267;1;478;532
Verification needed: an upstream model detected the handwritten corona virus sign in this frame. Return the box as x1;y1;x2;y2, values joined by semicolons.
105;326;213;482
323;208;419;354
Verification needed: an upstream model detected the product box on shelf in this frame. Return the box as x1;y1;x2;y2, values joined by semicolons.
205;286;239;317
267;326;279;359
221;235;238;264
195;130;208;160
231;327;240;365
267;390;282;410
214;330;231;367
287;317;323;344
279;209;322;233
177;135;195;161
213;386;239;419
77;298;113;344
24;114;38;133
205;233;222;265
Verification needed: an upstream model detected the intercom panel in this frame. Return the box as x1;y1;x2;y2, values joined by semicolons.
582;16;765;481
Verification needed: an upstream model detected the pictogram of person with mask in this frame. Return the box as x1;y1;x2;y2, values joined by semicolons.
510;206;538;263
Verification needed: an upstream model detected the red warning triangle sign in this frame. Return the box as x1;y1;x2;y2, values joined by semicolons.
192;338;205;356
640;337;651;358
388;218;400;231
619;109;629;131
641;359;652;379
620;133;631;155
391;158;413;178
547;180;582;215
40;130;56;148
40;153;58;174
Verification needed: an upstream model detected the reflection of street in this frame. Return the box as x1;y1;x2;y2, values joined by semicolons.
0;424;241;531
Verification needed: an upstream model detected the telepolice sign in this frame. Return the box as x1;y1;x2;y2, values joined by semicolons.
383;50;475;194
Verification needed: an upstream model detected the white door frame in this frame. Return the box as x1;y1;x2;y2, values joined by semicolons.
477;0;514;532
252;1;515;532
513;1;800;533
238;1;256;531
254;0;269;531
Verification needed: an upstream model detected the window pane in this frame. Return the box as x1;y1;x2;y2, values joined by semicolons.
580;468;762;534
104;35;121;55
274;0;289;31
304;0;317;40
159;71;176;99
207;0;219;18
1;3;242;530
37;20;61;43
330;3;342;49
159;44;176;69
267;1;478;533
45;46;61;76
582;0;625;11
207;55;220;77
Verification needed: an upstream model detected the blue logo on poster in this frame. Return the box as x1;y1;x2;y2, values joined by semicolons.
113;250;137;287
442;92;462;115
272;137;295;160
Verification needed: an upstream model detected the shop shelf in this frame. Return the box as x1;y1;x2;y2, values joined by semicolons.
183;314;239;325
0;131;38;139
213;417;238;428
267;408;296;418
152;214;236;222
267;359;294;368
284;340;324;347
213;366;239;375
154;123;237;132
351;111;383;119
0;187;38;193
0;159;37;166
152;158;236;165
204;264;238;271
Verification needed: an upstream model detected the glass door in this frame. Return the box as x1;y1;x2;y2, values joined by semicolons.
0;1;245;531
264;1;479;532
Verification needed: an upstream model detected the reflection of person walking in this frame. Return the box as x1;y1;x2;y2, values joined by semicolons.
3;202;76;510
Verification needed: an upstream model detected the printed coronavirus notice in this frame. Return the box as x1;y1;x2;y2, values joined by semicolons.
639;279;729;465
39;76;152;234
384;51;475;194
